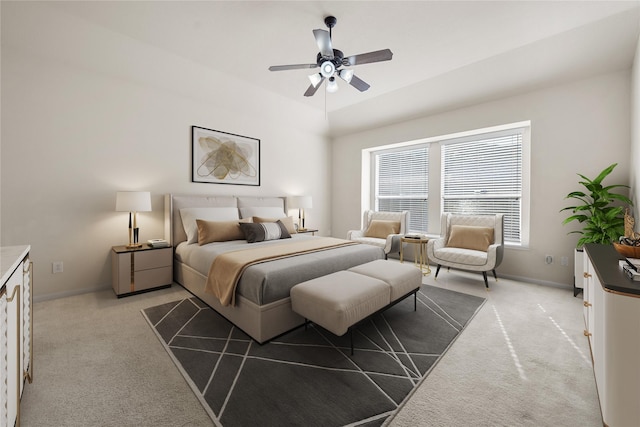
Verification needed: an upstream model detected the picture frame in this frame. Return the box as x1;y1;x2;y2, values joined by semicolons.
191;126;260;186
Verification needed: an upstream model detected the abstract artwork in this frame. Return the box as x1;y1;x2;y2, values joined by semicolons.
192;126;260;186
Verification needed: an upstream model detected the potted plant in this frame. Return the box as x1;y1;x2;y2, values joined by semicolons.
561;163;632;295
561;163;632;247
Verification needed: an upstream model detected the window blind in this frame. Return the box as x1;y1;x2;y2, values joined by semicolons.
375;145;428;233
442;131;523;242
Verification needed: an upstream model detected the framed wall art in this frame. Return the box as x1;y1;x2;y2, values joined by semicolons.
191;126;260;186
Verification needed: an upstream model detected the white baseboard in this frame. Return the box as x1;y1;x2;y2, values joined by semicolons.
499;273;572;290
34;284;111;303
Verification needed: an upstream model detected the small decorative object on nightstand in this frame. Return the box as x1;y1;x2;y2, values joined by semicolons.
148;238;169;248
111;243;172;297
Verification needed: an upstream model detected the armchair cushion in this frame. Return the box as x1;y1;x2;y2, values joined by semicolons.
365;220;401;239
446;225;494;252
431;245;498;268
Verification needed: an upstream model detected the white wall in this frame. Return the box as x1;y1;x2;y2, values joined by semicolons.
631;34;640;218
332;70;631;287
1;3;330;300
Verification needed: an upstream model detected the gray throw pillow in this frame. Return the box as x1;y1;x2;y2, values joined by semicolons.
240;220;291;243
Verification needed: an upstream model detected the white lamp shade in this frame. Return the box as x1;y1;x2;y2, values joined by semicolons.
308;73;323;88
289;196;312;209
320;61;335;78
116;191;152;212
338;69;354;83
326;78;339;93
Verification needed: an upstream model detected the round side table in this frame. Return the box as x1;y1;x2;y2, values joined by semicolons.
400;236;431;275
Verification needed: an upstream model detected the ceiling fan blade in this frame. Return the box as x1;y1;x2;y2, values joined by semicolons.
313;29;334;59
345;49;393;66
269;64;318;72
304;77;325;97
348;74;370;92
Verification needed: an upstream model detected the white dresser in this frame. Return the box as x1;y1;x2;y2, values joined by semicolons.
583;244;640;427
1;245;32;427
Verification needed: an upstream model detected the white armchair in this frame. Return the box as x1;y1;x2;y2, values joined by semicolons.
347;210;409;259
427;213;504;288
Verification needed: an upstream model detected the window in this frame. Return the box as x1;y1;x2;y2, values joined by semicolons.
373;145;429;233
368;122;529;245
442;130;523;243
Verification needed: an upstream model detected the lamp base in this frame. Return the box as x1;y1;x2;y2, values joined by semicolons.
298;228;307;232
126;243;143;249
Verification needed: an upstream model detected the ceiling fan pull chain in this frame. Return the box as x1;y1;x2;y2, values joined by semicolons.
324;86;328;120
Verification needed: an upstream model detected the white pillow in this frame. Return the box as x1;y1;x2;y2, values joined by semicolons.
180;207;239;244
239;207;286;219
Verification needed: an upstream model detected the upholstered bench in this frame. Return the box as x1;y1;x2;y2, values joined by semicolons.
290;260;422;354
348;259;421;302
291;271;390;337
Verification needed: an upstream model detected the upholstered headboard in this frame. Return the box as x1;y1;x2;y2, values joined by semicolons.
164;194;287;246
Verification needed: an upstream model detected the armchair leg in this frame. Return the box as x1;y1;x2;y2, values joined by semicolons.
482;271;489;288
492;269;498;281
435;264;441;278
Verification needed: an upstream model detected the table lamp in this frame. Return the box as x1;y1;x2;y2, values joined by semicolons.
116;191;152;248
290;196;312;231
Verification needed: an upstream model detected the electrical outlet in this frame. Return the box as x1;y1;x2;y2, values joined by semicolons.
52;261;63;274
561;256;569;266
545;255;553;265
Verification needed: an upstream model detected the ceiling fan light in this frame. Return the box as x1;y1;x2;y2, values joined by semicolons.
320;61;335;78
326;77;339;93
338;69;354;83
308;73;323;88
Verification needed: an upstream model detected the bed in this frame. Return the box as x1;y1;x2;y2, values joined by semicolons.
164;194;385;343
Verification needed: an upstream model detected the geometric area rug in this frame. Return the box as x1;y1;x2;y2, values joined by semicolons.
142;285;485;427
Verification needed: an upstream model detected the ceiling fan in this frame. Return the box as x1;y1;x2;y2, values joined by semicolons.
268;16;393;97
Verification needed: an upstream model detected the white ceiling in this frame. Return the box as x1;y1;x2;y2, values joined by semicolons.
50;1;640;135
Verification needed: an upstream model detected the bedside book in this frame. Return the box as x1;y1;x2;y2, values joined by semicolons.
404;234;426;239
148;239;169;248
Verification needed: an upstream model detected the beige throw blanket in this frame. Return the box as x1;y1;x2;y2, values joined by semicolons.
205;237;357;306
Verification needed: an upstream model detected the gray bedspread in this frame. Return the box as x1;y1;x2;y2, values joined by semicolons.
175;235;385;305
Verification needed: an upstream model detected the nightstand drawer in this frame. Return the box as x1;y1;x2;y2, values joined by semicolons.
134;266;172;291
135;248;172;271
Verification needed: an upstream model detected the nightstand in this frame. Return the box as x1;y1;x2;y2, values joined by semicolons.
111;244;172;297
297;229;319;236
